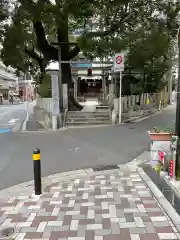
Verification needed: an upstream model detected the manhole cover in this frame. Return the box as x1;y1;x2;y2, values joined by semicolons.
0;227;14;238
93;165;119;172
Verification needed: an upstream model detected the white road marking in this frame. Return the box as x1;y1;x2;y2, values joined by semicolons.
8;118;20;124
0;105;26;120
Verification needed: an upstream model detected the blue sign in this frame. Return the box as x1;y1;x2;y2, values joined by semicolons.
71;63;92;69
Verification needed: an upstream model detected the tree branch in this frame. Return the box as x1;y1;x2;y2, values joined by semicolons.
25;47;46;74
68;45;80;60
33;21;58;61
85;12;133;38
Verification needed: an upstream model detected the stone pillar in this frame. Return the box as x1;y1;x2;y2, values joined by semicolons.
63;84;68;110
109;83;114;107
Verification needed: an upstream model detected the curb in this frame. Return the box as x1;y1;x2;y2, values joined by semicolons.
123;110;158;123
21;120;27;131
21;127;68;133
65;124;114;129
164;176;180;201
0;168;94;199
11;122;23;132
123;104;173;123
138;167;180;230
0;156;148;200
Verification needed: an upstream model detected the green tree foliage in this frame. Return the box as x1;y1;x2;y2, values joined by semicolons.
0;0;9;42
0;0;179;99
80;0;180;93
37;73;52;97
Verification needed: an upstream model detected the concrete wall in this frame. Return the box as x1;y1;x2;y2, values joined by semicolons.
34;97;53;129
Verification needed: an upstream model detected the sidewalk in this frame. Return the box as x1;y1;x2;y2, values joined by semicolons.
0;165;179;240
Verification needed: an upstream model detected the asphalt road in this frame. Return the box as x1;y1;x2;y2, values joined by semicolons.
0;104;176;190
0;101;35;132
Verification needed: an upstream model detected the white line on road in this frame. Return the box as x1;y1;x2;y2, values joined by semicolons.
0;106;26;123
8;118;20;124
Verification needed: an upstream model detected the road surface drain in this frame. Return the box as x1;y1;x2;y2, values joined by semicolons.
93;165;119;172
0;227;14;238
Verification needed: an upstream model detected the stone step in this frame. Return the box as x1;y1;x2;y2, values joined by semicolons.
96;106;109;109
65;109;111;126
67;111;110;117
66;118;110;123
66;120;110;125
66;115;110;119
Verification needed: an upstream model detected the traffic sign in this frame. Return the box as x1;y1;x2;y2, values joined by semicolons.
113;53;124;72
158;150;165;164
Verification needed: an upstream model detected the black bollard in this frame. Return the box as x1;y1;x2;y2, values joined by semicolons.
33;148;42;195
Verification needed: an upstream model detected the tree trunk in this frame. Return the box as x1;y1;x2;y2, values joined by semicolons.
61;62;83;110
32;19;82;111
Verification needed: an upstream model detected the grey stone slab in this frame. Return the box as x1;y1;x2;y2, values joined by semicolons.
125;213;134;222
119;222;136;228
95;214;102;223
111;223;120;234
146;208;161;212
130;227;147;234
72;214;86;220
152;221;170;227
141;200;156;204
20;227;37;232
133;212;148;217
77;226;86;237
89;206;103;210
37;212;51;216
116;209;125;217
144;222;156;233
95;229;112;236
57;212;65;220
54;226;69;231
43;231;52;238
44;226;54;232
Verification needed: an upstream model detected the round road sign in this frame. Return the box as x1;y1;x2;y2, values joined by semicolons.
115;56;122;65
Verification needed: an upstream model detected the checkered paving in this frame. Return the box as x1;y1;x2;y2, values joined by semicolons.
0;169;179;240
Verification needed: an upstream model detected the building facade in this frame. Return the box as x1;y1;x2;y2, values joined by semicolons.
18;72;35;100
0;61;18;99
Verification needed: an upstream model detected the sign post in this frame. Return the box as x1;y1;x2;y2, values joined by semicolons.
171;136;178;180
113;53;124;124
119;72;122;123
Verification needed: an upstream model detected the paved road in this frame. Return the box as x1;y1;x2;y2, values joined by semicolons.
0;101;28;131
0;101;35;132
0;104;176;190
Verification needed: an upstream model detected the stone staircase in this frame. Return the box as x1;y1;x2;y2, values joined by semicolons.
65;106;111;126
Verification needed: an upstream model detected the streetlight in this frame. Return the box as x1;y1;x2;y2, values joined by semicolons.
175;27;180;175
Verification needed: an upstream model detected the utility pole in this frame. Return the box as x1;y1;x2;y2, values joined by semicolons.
175;27;180;175
168;69;172;104
57;46;63;112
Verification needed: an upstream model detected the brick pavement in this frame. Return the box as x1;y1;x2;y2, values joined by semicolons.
0;168;179;240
